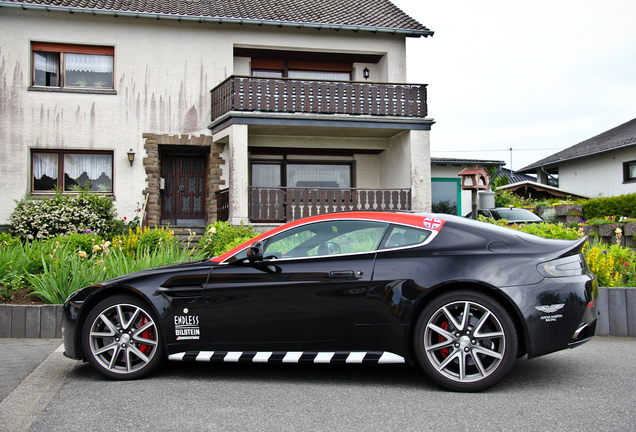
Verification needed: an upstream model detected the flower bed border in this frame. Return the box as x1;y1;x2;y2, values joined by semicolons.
0;288;633;338
0;304;63;338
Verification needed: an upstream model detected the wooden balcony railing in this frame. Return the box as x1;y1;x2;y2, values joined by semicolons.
211;76;427;122
247;187;411;223
215;188;229;222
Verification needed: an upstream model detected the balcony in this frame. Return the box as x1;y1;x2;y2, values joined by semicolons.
216;187;411;224
211;76;427;122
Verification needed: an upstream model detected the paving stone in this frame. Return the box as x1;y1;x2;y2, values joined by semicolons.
24;306;40;338
626;288;636;337
0;306;10;338
40;305;57;338
596;287;609;336
608;288;628;337
10;307;25;338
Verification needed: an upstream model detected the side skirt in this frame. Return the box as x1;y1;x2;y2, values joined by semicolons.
168;351;405;365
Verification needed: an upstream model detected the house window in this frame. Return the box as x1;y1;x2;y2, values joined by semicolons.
251;162;352;188
32;42;114;90
432;178;461;215
32;151;113;193
252;59;352;81
623;160;636;183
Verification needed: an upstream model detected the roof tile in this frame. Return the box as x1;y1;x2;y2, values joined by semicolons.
520;117;636;171
5;0;430;34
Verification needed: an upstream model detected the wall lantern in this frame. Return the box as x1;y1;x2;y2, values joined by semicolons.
363;67;370;80
458;165;490;219
127;149;136;167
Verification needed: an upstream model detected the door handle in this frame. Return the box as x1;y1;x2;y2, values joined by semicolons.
329;270;355;278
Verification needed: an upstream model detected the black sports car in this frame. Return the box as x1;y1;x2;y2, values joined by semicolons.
62;212;598;392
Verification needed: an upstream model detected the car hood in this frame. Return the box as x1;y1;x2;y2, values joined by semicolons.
98;259;218;286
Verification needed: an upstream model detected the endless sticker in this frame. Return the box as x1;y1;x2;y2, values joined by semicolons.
174;315;200;340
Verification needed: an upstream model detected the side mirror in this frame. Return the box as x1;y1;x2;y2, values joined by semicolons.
247;241;264;263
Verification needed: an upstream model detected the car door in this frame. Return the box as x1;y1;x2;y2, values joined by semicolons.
204;220;388;344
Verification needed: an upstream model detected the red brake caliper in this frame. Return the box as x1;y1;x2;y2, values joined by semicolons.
139;317;152;355
439;321;449;358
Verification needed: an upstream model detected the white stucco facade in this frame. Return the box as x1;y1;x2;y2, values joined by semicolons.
556;147;636;198
0;6;432;226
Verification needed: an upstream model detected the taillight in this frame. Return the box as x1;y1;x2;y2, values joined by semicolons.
537;254;589;278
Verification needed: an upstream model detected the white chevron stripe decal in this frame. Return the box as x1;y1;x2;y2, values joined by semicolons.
168;351;405;364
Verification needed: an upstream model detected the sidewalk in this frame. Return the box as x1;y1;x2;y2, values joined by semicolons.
0;339;63;402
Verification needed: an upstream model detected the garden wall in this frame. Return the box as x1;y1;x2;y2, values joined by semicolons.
537;204;636;247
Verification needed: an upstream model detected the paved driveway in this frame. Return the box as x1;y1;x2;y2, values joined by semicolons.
1;337;635;431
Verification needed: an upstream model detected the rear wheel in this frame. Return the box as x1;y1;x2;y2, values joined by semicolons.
82;295;164;380
414;290;518;392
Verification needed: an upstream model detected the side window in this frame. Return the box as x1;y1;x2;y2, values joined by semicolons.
32;42;114;90
264;220;388;259
32;150;113;193
381;225;431;249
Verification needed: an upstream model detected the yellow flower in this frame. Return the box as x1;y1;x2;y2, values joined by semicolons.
78;250;87;258
93;245;101;252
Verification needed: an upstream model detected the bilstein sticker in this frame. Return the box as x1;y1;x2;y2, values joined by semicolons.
175;308;200;340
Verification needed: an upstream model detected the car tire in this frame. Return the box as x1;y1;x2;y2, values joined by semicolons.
82;295;164;380
414;290;518;392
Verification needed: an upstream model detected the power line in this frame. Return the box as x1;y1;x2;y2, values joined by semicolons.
430;148;563;152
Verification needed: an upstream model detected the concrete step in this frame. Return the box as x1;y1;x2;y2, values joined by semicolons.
169;226;207;248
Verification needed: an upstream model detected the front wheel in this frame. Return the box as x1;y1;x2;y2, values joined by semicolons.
414;291;518;392
82;295;164;380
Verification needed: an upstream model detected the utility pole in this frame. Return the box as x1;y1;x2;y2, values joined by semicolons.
509;147;513;172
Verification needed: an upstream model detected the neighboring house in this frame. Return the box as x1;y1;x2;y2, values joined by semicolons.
430;158;504;216
518;118;636;198
0;0;434;230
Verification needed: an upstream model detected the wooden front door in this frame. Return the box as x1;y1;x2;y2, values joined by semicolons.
161;156;206;226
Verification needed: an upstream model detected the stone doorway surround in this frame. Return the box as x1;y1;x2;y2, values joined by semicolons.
142;133;225;227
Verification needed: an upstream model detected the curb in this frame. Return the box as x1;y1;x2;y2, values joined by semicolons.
0;305;63;338
595;287;636;337
0;288;634;338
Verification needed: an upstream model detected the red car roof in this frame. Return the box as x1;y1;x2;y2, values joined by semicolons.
211;212;446;263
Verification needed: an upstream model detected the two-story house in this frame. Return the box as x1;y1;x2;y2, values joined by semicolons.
0;0;434;230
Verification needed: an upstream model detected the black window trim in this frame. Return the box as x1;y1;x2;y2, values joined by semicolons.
623;160;636;184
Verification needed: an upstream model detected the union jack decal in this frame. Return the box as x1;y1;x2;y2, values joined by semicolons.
423;217;445;231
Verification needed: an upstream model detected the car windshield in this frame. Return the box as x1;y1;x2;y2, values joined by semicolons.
495;209;542;221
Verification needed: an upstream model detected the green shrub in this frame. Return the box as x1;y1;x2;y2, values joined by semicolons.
541;207;558;224
494;190;535;208
0;233;19;248
10;188;117;240
583;193;636;220
112;226;179;258
198;221;259;257
511;222;583;240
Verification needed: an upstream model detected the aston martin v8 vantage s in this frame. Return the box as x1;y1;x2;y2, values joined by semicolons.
62;212;598;392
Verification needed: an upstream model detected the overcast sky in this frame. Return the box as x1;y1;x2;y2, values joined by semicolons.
390;0;636;171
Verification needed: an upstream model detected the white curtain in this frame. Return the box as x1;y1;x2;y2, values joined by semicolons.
33;153;58;180
253;70;283;78
64;154;112;181
65;53;113;73
34;52;58;73
252;164;281;187
288;70;350;81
